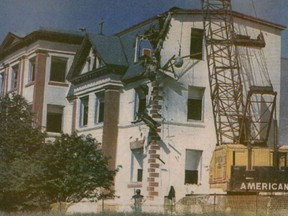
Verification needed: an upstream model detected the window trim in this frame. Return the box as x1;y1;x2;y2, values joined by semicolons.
49;56;68;83
95;92;105;124
190;28;204;60
11;64;19;90
185;149;203;185
134;37;154;62
187;86;205;122
46;104;64;133
0;73;3;95
130;150;144;183
80;96;89;127
28;57;36;84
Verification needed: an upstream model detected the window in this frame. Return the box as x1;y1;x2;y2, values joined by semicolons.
185;150;202;184
190;28;204;60
0;73;3;95
134;86;148;120
46;105;63;133
11;64;19;90
135;37;153;61
50;56;67;82
187;86;205;121
28;57;36;83
131;150;144;182
95;92;105;123
92;56;104;70
80;96;89;126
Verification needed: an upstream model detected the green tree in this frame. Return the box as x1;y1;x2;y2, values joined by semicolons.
0;93;47;210
0;94;116;211
38;133;116;204
0;93;45;161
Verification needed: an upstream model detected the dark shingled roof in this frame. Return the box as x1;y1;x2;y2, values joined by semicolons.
88;33;128;67
122;62;145;82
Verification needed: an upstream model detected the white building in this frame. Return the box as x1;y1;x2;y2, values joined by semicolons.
0;28;83;135
66;8;284;210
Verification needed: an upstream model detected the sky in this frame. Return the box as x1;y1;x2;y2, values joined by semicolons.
0;0;288;56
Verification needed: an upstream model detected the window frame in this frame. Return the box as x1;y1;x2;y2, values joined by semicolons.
190;28;204;60
80;96;89;127
185;149;203;185
95;92;105;124
187;86;205;121
135;37;154;62
130;150;144;183
11;64;19;90
134;88;147;120
0;73;3;95
28;57;36;83
46;105;63;133
50;56;68;83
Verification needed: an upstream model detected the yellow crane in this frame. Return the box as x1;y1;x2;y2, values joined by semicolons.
201;0;288;193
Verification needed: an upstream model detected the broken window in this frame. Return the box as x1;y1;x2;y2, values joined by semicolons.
80;96;89;126
131;150;144;182
185;149;202;184
190;28;204;60
135;37;153;61
28;57;36;83
50;56;67;82
134;86;148;120
46;105;63;133
95;92;105;123
11;64;19;90
187;86;205;121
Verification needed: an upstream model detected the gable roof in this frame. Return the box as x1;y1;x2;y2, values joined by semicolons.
1;32;22;49
67;33;128;82
0;28;84;61
88;33;127;67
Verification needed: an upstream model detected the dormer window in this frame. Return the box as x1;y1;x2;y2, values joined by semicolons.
135;37;153;62
84;50;104;73
93;55;104;70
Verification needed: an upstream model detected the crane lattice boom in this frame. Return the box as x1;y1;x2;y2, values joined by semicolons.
201;0;277;147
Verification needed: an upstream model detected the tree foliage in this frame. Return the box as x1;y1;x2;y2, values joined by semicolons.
0;94;47;210
38;133;116;204
0;94;46;161
0;94;116;211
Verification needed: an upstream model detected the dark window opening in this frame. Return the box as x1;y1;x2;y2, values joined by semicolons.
0;73;3;94
185;170;198;184
143;48;152;57
47;113;62;132
98;100;104;123
50;57;67;82
29;58;36;82
185;149;202;185
188;86;205;121
134;86;148;120
190;28;204;60
138;98;146;115
11;64;19;89
81;97;89;126
188;99;202;120
137;169;143;182
46;105;63;133
95;92;105;124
